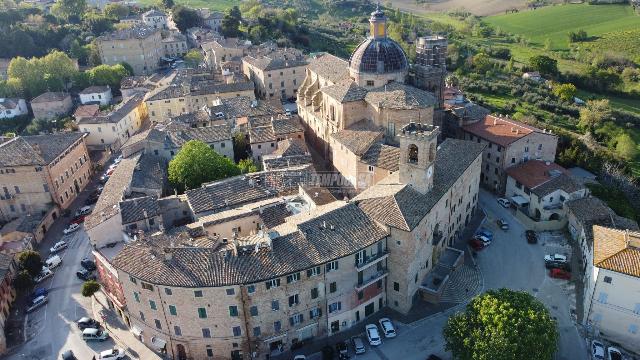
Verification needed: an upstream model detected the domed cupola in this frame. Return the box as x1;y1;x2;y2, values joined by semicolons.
348;4;409;88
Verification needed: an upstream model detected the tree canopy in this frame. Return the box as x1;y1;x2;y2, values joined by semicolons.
7;51;78;98
552;83;577;102
528;55;558;76
51;0;87;22
168;140;241;192
172;6;200;33
579;99;612;130
238;158;258;174
444;289;558;360
184;49;203;68
81;280;100;297
17;250;43;278
221;6;242;38
616;134;638;160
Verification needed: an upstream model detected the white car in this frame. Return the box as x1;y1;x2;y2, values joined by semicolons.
591;340;605;360
544;254;567;263
50;240;68;252
99;348;125;360
365;324;382;346
292;356;306;360
45;255;62;269
75;206;92;216
35;268;53;283
607;347;622;360
64;223;80;235
497;198;511;208
378;318;396;338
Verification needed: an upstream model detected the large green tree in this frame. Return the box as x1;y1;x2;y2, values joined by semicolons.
14;270;34;293
8;51;78;98
183;49;203;68
444;289;558;360
552;83;577;102
168;140;241;191
221;6;242;38
528;55;558;76
579;99;612;131
81;280;100;297
86;63;130;89
172;6;200;33
51;0;87;22
17;250;43;278
103;3;130;19
616;134;638;160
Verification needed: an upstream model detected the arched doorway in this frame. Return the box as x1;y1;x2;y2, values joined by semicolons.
549;213;561;221
176;344;187;360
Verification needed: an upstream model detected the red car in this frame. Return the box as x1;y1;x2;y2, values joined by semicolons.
71;215;85;224
468;238;485;251
549;268;571;280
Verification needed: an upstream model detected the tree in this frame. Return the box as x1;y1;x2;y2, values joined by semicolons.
161;0;174;9
616;134;638;160
471;52;492;73
552;83;577;102
83;11;114;34
17;250;43;278
51;0;87;21
568;29;588;43
444;289;558;360
168;140;241;192
103;3;130;19
233;131;249;162
172;6;200;33
528;55;558;76
221;6;242;38
87;64;130;89
184;49;203;68
81;280;100;297
8;51;79;98
238;158;258;174
14;270;34;293
579;99;612;130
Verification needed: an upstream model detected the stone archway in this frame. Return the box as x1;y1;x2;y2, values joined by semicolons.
176;344;187;360
549;213;561;221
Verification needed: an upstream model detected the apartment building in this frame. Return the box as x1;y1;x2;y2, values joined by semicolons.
202;38;251;70
162;32;188;58
248;115;305;161
78;94;148;149
97;27;163;76
79;86;112;106
142;9;167;29
242;47;308;101
461;114;558;194
30;92;73;120
0;133;91;221
144;70;254;123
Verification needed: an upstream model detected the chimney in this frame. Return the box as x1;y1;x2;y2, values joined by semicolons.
515;129;520;135
511;127;515;133
493;117;497;126
163;248;173;261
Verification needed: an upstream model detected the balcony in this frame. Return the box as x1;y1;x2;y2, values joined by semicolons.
355;250;389;271
355;268;388;291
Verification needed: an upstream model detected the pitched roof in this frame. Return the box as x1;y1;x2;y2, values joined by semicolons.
361;143;400;172
0;137;45;167
119;196;160;224
22;132;86;164
79;85;110;95
166;123;232;147
74;104;100;119
98;26;159;41
271;138;308;157
243;48;307;71
307;53;349;84
209;96;283;120
365;82;436;110
0;98;22;110
462;115;546;147
505;160;566;190
354;138;485;231
78;94;144;125
31;92;69;104
321;79;367;103
593;226;640;278
186;175;276;215
330;121;384;156
112;202;389;287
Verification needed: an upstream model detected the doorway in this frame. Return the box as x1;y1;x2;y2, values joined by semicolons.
177;344;187;360
365;302;374;317
74;179;80;194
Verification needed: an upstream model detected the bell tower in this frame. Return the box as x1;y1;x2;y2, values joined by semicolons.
398;123;440;194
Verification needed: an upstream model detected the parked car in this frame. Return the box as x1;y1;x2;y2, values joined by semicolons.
63;223;80;235
474;234;492;245
85;193;99;205
106;168;115;176
469;238;485;251
61;350;77;360
544;254;567;263
81;258;97;271
31;287;47;300
82;328;109;341
336;340;349;359
497;219;509;230
99;174;109;184
351;336;366;354
607;347;623;360
35;268;53;283
497;198;511;208
293;356;306;360
549;268;571;280
476;228;493;241
45;255;62;269
98;348;125;360
591;340;605;360
75;206;92;216
77;317;100;330
365;324;381;346
26;295;48;313
50;240;68;252
113;155;122;164
378;318;396;338
71;215;85;224
526;230;537;244
77;268;96;281
545;261;571;271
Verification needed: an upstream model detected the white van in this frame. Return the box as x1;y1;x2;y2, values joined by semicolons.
45;255;62;269
82;328;109;341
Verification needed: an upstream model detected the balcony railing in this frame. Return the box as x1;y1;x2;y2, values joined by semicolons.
354;250;389;271
355;268;388;291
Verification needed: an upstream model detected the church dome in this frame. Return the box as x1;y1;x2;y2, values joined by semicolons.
349;38;409;75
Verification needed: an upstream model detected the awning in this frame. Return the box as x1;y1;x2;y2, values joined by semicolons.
511;195;529;207
151;336;167;349
131;326;143;337
263;333;287;343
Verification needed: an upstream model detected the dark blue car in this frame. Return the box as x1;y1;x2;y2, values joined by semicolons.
476;228;493;241
31;287;48;300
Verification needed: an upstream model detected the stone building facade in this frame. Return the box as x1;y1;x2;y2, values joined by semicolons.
30;92;73;120
242;47;308;101
97;27;163;76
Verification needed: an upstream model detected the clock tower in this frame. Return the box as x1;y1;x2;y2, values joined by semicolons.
398;122;440;194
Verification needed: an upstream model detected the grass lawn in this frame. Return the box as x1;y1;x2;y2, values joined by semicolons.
135;0;236;11
576;90;640;115
485;3;640;50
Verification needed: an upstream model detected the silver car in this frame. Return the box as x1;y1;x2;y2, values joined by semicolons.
351;336;366;354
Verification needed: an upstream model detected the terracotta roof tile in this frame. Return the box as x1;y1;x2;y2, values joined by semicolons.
463;115;543;147
593;226;640;278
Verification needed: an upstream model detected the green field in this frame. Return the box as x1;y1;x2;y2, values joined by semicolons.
485;3;640;50
135;0;236;11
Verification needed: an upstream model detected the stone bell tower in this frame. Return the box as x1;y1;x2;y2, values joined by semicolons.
398;122;440;194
